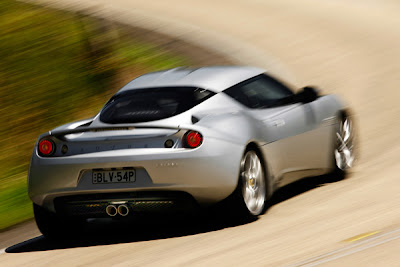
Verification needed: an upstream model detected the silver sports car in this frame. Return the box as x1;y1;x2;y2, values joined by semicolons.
28;66;356;238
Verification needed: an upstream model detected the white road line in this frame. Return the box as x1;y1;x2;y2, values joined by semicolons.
287;227;400;267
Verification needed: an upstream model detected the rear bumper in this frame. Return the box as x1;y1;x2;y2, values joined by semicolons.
54;191;197;218
28;137;243;212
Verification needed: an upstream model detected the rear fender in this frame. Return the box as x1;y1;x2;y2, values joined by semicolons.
191;112;265;146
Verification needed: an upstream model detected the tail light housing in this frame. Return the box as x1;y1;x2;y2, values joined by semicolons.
38;139;55;156
184;131;203;148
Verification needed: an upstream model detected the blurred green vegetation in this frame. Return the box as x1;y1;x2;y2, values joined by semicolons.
0;0;188;230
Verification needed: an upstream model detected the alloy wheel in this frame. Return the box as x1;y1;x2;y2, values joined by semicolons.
335;117;356;170
241;151;266;215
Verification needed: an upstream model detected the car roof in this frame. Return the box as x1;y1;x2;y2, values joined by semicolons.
118;66;265;93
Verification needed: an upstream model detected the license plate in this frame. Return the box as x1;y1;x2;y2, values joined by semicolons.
92;170;136;184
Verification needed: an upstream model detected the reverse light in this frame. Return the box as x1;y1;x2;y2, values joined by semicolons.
164;139;174;148
38;139;55;156
184;131;203;148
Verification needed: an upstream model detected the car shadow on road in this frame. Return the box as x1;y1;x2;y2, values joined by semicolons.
5;211;256;253
267;172;344;209
5;173;342;254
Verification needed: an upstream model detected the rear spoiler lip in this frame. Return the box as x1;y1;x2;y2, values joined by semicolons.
48;125;192;139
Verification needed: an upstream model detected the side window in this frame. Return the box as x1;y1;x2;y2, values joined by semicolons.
224;74;294;108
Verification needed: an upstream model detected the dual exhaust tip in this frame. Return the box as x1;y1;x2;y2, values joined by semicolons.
106;204;129;216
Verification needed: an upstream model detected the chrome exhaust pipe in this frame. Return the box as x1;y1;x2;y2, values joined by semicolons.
117;204;129;216
106;205;118;216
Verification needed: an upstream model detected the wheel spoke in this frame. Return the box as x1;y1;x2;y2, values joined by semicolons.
250;154;257;176
343;119;351;143
254;159;261;181
247;197;256;210
342;147;354;167
244;187;252;202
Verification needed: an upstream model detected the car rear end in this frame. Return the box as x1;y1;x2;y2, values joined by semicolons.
28;86;243;219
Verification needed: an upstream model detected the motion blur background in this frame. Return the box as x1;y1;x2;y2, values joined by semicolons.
1;0;400;265
0;0;193;229
1;0;236;230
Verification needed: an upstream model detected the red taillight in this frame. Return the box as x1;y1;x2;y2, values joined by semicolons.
184;131;203;148
38;139;55;156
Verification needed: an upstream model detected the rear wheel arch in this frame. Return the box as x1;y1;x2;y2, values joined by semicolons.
243;142;274;200
338;109;349;121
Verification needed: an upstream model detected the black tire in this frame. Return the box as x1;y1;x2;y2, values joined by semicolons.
33;203;85;239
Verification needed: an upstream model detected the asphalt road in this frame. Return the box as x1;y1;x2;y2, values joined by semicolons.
2;0;400;265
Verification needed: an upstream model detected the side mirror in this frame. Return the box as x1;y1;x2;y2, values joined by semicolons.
297;86;319;103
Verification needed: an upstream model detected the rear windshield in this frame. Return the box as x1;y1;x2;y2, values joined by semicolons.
100;87;215;124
